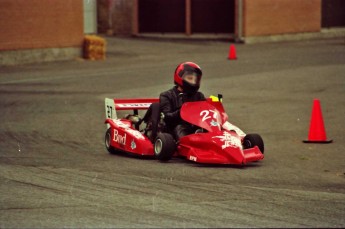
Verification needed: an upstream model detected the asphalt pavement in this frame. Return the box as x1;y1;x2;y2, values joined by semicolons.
0;37;345;228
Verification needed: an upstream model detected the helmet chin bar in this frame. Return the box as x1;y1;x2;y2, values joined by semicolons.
182;80;200;95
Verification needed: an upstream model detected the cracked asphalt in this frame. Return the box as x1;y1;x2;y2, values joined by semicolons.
0;37;345;228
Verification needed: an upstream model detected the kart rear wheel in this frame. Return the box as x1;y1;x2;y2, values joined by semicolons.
105;128;117;154
154;133;176;162
243;134;264;154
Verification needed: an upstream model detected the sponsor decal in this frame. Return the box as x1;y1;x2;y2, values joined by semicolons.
113;119;144;140
210;120;220;127
126;128;145;140
117;103;152;108
113;119;130;128
131;140;136;150
189;155;197;162
212;132;242;149
113;129;126;145
222;121;246;137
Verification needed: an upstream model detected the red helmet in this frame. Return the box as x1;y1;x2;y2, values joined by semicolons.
174;62;202;94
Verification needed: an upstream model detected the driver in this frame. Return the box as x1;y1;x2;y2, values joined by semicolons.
159;62;205;141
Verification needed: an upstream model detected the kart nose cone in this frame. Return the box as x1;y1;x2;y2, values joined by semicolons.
179;132;247;165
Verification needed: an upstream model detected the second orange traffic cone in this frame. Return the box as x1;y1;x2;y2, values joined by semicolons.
228;44;237;60
303;99;332;143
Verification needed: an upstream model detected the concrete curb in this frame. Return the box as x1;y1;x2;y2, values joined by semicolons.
243;28;345;44
0;47;82;66
133;33;235;42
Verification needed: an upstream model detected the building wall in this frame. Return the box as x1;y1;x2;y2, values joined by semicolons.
0;0;84;51
111;0;134;35
84;0;98;34
243;0;321;37
97;0;133;35
97;0;109;34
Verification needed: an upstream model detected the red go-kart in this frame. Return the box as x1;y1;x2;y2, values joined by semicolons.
104;96;264;165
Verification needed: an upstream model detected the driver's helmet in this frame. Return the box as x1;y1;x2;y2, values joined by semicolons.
174;62;202;94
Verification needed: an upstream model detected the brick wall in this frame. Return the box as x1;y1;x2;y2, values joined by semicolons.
97;0;109;34
0;0;84;51
243;0;321;37
111;0;134;35
97;0;322;38
97;0;133;35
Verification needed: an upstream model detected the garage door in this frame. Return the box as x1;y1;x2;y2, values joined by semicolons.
138;0;235;34
322;0;345;28
191;0;235;33
139;0;185;33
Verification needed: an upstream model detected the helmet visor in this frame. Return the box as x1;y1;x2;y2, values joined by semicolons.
182;71;200;86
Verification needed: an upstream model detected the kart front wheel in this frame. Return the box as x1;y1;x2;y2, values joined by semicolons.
105;128;117;154
154;133;176;162
243;134;264;154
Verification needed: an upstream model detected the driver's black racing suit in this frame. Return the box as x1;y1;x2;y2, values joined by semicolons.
159;86;205;140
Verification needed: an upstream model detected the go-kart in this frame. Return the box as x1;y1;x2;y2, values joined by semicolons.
104;95;264;165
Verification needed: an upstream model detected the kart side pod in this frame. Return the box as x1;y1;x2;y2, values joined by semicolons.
105;118;155;156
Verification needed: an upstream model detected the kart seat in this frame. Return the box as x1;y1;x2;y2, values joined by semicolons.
125;114;141;124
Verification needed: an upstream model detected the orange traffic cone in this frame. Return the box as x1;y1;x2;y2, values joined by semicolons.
303;99;332;143
228;44;237;60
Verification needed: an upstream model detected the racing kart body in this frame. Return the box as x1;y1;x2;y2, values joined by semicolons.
104;98;159;156
104;96;264;165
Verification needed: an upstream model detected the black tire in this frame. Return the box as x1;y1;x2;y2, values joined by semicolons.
243;134;264;154
154;133;176;162
105;128;117;154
